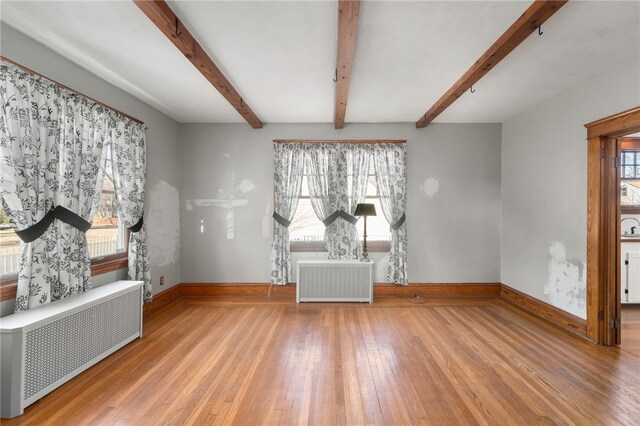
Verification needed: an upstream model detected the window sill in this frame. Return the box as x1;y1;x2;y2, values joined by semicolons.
291;240;391;253
621;205;640;214
0;253;128;302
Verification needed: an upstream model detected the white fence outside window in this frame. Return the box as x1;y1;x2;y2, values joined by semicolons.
0;236;118;275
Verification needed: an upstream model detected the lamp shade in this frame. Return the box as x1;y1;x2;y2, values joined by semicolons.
354;203;377;216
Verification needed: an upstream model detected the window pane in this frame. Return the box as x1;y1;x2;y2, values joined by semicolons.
365;175;378;197
0;205;19;275
290;199;324;242
622;180;640;205
624;166;635;178
300;175;310;197
88;147;125;258
624;152;635;165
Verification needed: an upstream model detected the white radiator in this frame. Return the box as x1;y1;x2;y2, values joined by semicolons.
297;260;373;303
0;280;143;418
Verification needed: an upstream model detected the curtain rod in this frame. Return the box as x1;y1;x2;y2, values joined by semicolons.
273;139;406;144
0;56;144;125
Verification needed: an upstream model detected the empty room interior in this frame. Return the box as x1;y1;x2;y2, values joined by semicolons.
1;0;640;424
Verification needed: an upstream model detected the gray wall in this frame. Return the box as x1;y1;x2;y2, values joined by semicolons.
179;123;502;284
501;54;640;319
1;25;182;315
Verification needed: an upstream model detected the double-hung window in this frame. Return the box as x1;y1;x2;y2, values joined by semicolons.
0;146;127;284
289;157;391;252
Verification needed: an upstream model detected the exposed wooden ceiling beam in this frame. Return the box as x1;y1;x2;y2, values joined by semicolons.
133;0;263;128
416;0;568;128
335;0;361;129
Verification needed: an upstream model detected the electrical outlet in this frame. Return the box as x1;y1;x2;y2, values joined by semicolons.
160;276;165;286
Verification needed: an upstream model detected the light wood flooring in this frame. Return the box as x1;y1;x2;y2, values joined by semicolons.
3;295;640;425
622;306;640;358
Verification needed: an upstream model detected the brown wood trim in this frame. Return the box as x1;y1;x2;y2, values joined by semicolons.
585;106;640;139
273;139;406;144
133;0;262;129
334;0;361;129
621;238;640;243
143;284;181;317
584;107;640;346
621;206;640;214
0;253;128;302
0;278;17;301
500;283;587;339
90;252;128;276
376;283;501;297
619;138;640;150
416;0;567;128
175;282;500;298
138;282;501;318
144;283;595;344
179;283;296;298
0;56;143;125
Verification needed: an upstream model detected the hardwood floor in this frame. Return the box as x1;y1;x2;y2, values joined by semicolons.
622;306;640;358
4;295;640;425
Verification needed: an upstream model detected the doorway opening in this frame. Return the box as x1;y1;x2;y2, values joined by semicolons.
585;106;640;346
619;134;640;355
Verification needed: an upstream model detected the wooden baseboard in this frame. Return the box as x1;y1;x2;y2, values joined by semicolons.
179;283;296;297
142;282;501;317
376;283;501;297
143;283;588;342
143;284;181;317
179;282;500;298
500;283;587;339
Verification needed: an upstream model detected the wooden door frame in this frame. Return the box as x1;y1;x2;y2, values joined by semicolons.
585;106;640;345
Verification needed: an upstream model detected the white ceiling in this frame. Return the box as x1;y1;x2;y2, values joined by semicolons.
1;1;638;125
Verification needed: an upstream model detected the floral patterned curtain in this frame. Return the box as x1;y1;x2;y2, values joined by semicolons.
111;120;152;301
54;94;111;302
373;143;408;284
0;61;111;311
305;144;340;256
270;143;305;285
342;145;371;258
306;143;371;259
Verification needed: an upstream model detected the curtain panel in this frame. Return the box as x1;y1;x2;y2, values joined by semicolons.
373;143;408;284
111;120;152;301
0;62;62;310
270;143;305;285
270;141;407;285
306;143;371;259
0;61;152;310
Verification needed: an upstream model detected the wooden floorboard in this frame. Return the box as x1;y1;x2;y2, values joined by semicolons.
4;295;640;425
622;306;640;358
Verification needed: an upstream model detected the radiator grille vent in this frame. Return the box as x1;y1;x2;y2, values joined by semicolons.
23;290;140;400
299;265;371;301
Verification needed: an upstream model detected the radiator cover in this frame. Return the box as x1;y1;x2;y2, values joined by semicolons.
1;280;143;418
297;260;373;303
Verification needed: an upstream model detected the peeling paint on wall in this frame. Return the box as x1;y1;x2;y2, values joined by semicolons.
544;241;586;317
147;180;180;267
420;178;439;197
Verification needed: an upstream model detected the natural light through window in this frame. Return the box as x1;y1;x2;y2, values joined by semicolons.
0;148;126;278
88;146;126;259
621;149;640;207
289;158;391;249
